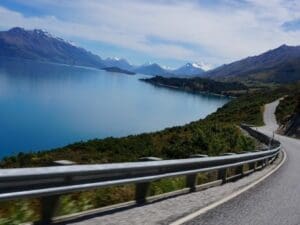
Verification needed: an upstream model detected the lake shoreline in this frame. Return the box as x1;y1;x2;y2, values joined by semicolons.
0;58;229;160
0;97;229;160
140;80;236;98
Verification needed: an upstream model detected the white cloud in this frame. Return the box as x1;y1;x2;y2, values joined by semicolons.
0;0;300;66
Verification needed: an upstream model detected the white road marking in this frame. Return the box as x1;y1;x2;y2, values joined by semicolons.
170;150;287;225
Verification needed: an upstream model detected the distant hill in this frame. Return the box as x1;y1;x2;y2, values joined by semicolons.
0;27;105;68
0;27;211;78
102;67;135;75
172;63;205;76
133;62;208;77
141;76;248;96
206;45;300;84
133;63;172;76
103;57;134;71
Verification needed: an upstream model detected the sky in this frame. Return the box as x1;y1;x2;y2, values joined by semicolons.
0;0;300;69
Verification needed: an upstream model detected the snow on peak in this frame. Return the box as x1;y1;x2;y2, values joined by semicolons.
193;62;212;71
180;62;212;71
184;63;193;67
67;40;78;47
32;28;78;47
162;65;174;70
106;57;126;62
192;63;202;69
143;61;154;66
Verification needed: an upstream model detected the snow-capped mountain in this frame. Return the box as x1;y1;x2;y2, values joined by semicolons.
134;63;172;76
172;63;205;76
0;27;105;68
194;62;212;71
132;62;210;77
0;27;212;77
103;57;135;71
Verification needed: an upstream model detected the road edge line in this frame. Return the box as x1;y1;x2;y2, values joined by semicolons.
170;149;287;225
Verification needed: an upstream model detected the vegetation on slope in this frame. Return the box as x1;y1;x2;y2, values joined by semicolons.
102;67;135;75
275;86;300;138
4;80;293;169
276;92;300;125
205;45;300;84
1;120;254;168
1;83;298;224
206;89;284;126
141;76;248;96
0;97;256;224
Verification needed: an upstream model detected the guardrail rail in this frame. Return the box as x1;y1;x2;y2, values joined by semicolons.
0;125;281;224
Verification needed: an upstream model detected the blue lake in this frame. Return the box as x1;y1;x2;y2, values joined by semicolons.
0;58;229;158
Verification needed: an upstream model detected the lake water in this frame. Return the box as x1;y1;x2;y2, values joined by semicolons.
0;58;229;158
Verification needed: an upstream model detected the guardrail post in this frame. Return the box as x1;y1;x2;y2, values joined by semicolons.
36;160;76;225
250;151;260;171
274;152;279;162
218;168;227;184
265;158;270;167
269;132;275;149
276;151;279;159
255;159;263;170
249;162;255;172
236;152;247;177
36;195;60;225
261;160;265;168
261;158;267;167
135;182;151;204
186;154;208;192
135;157;162;204
218;153;236;183
236;165;244;177
271;153;279;164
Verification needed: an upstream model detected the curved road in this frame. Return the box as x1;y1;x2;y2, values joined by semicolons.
184;100;300;225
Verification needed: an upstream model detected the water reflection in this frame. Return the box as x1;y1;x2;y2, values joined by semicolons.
0;58;229;158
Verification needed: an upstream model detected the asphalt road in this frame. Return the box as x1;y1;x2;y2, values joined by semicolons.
184;100;300;225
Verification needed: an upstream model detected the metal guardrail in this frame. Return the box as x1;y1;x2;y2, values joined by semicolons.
0;126;281;224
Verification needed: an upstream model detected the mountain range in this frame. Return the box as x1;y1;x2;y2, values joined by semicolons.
206;44;300;84
103;57;134;71
0;27;105;69
1;27;300;83
0;27;207;77
172;62;205;76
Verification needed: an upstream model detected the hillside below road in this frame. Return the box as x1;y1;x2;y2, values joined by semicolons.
54;101;288;225
184;100;300;225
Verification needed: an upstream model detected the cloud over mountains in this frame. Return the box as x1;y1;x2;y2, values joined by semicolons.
0;0;299;67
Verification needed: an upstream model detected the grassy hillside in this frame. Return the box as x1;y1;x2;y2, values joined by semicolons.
3;81;292;169
1;117;255;169
206;91;280;125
